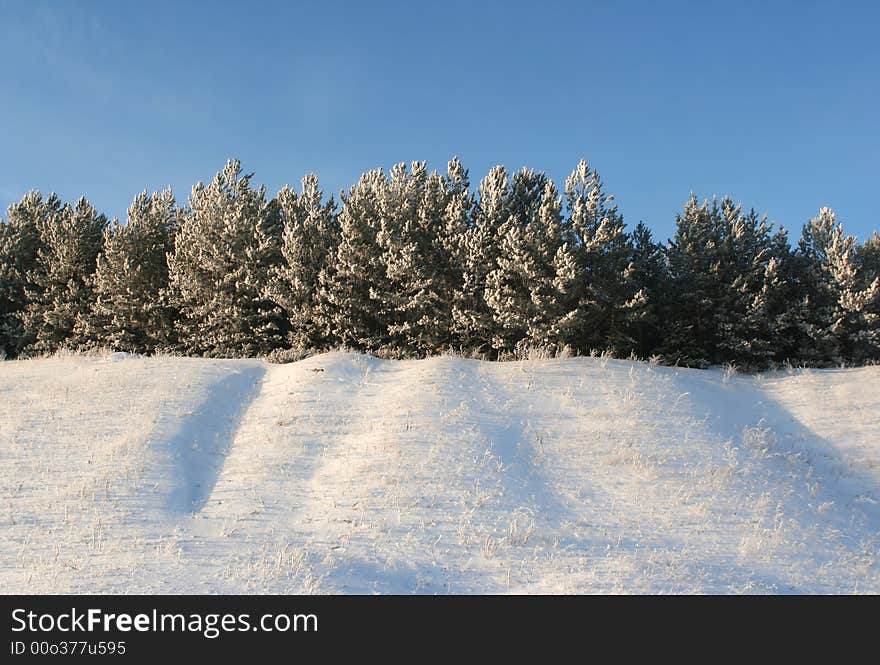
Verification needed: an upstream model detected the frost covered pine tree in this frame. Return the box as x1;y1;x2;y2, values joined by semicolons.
485;171;566;354
857;231;880;285
0;191;62;356
81;188;179;353
374;161;431;355
552;160;638;355
714;200;796;367
167;160;285;357
19;197;108;355
437;157;474;353
267;174;339;351
665;195;824;368
625;221;667;358
484;167;541;354
321;168;390;351
523;180;566;350
856;232;880;353
661;195;723;365
747;250;803;364
795;208;879;364
453;165;509;355
379;161;468;356
794;208;847;364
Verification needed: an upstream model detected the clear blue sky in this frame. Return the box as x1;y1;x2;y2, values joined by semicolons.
1;0;877;241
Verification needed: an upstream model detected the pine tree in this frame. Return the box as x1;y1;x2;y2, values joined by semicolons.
268;174;339;351
625;222;666;358
662;196;725;365
167;160;284;357
553;160;637;355
322;168;390;351
714;201;794;367
454;165;509;355
82;189;179;353
748;250;803;364
19;197;108;355
374;161;430;355
524;180;566;350
857;231;880;289
856;231;880;360
826;223;879;363
380;162;468;356
663;195;796;367
795;209;879;364
438;157;474;353
485;173;564;354
0;191;62;356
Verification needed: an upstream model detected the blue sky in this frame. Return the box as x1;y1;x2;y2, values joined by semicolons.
1;0;877;241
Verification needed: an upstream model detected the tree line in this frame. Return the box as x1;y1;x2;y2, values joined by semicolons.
1;158;878;368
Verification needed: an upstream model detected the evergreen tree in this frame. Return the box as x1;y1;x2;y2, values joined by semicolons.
82;189;179;353
824;220;879;363
715;201;794;367
454;165;509;355
19;197;107;355
438;157;474;353
794;208;843;364
167;160;284;357
379;161;467;356
795;209;879;364
857;231;880;289
856;232;880;359
663;195;795;367
322;168;390;351
626;222;666;358
749;250;803;364
553;160;637;355
523;180;567;350
663;196;727;365
375;161;430;355
485;173;564;353
0;191;62;356
268;174;339;351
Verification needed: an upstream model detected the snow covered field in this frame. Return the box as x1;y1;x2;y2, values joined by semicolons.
1;352;878;594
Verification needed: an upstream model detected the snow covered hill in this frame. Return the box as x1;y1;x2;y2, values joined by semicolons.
1;352;878;593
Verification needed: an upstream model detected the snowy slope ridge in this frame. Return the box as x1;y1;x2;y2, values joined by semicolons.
1;352;878;593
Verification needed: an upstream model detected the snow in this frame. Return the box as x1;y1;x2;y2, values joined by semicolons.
1;352;878;593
